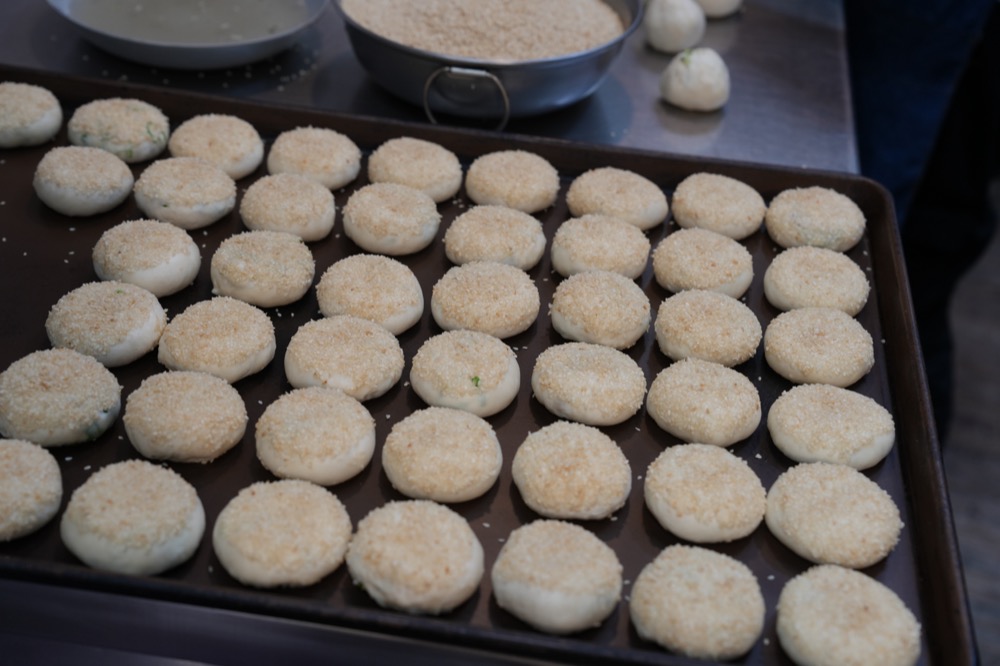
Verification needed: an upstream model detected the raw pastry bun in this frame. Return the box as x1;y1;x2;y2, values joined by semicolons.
124;371;247;463
134;157;237;230
267;126;361;190
92;219;201;297
0;81;62;147
660;47;731;112
491;520;623;634
0;348;121;446
367;136;463;203
342;182;441;255
777;565;921;666
255;387;376;486
409;330;520;417
566;167;669;230
239;173;337;241
765;461;903;568
654;289;761;367
168;113;263;179
382;407;502;503
210;230;315;308
764;186;866;252
550;270;651;349
67;97;169;163
511;421;631;520
644;0;706;54
45;281;166;367
33;145;133;216
443;205;546;270
630;544;765;660
60;459;205;575
670;172;766;240
346;500;484;615
431;261;540;339
768;383;895;469
652;227;754;297
644;443;765;542
157;297;276;384
763;245;870;315
0;439;62;541
531;342;647;426
764;307;874;387
550;214;651;279
316;254;424;335
465;149;560;213
212;480;352;588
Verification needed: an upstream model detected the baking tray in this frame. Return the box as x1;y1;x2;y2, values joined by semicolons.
0;65;974;665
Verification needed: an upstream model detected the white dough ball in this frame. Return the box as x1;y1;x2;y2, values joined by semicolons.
645;0;706;54
660;47;730;112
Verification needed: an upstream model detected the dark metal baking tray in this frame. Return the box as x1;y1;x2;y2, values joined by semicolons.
0;64;974;665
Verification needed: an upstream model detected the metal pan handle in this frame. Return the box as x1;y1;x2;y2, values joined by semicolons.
423;66;511;132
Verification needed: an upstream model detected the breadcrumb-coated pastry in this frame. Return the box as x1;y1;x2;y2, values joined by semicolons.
566;167;668;230
644;443;765;543
431;261;540;339
67;97;169;163
346;500;484;615
550;214;651;279
382;407;502;503
239;173;337;241
777;565;921;666
512;421;631;520
765;461;903;568
60;459;204;575
0;439;62;541
652;227;754;297
255;387;375;486
491;520;622;634
267;126;361;190
0;81;62;147
124;371;247;463
134;156;237;230
550;270;651;349
212;480;352;588
0;348;121;446
342;182;441;255
764;307;874;387
284;315;404;401
768;384;894;469
765;186;866;252
646;358;760;446
316;254;423;335
630;544;765;659
157;296;276;383
531;342;646;426
670;172;764;240
465;150;559;214
409;330;520;417
92;218;201;297
210;230;315;308
764;246;870;315
444;205;546;270
168;113;263;179
46;281;166;367
654;289;761;366
368;136;463;203
33;145;133;216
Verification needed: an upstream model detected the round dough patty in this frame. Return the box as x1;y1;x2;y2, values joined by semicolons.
346;500;484;615
210;230;315;308
465;149;559;214
654;289;761;367
124;371;247;463
267;126;361;190
765;461;903;568
239;173;337;241
0;81;62;148
342;182;441;255
444;205;546;270
134;156;237;230
255;387;376;486
765;186;866;252
168;113;263;179
67;97;169;163
670;172;766;240
491;520;623;635
566;166;669;230
212;480;352;588
382;407;502;503
531;342;646;426
652;227;754;298
92;218;201;297
646;358;760;447
630;544;765;660
0;439;62;541
431;262;540;339
60;459;204;575
550;214;651;279
777;565;921;666
763;245;870;315
550;270;651;350
512;421;631;520
0;348;121;446
764;307;874;387
368;136;463;203
33;145;133;217
316;254;424;335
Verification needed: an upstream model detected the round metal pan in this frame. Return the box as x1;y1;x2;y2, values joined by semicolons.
46;0;330;70
336;0;643;128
